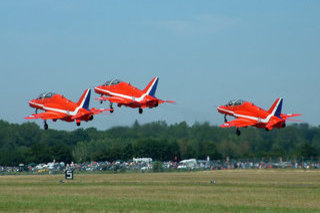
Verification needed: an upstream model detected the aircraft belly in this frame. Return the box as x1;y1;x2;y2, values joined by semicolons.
255;123;267;128
61;117;74;122
126;102;141;108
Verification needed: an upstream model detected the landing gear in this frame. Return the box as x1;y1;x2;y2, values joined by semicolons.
44;121;48;130
35;108;38;114
110;103;114;113
265;128;269;132
76;122;81;127
236;128;241;136
100;95;103;104
155;101;159;107
224;115;228;123
139;108;143;114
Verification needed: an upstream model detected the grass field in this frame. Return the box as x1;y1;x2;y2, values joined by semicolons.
0;170;320;212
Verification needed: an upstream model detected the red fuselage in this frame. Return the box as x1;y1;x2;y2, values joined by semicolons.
217;101;285;129
95;82;160;108
29;94;92;122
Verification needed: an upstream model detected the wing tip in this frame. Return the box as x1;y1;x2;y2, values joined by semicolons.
24;114;36;119
220;123;231;128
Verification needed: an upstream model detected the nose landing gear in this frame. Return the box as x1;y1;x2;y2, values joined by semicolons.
110;103;114;113
44;121;48;130
236;128;241;136
139;108;143;114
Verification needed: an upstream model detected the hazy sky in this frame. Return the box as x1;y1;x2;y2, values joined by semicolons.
0;1;319;130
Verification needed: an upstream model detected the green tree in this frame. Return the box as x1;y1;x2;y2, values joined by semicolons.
72;141;88;163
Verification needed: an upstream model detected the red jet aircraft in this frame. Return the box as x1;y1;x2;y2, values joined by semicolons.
94;77;175;114
25;89;109;130
217;98;301;136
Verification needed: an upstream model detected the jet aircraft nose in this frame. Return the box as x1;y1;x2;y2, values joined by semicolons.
28;99;37;108
29;99;43;108
217;105;226;114
94;86;101;93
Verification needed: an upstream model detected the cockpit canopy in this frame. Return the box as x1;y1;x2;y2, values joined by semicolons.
38;92;55;99
104;79;122;86
226;99;245;106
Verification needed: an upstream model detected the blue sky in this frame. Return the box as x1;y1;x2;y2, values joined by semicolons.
0;1;319;130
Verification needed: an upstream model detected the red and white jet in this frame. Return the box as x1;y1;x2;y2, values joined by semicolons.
217;98;301;135
94;77;175;114
25;89;109;130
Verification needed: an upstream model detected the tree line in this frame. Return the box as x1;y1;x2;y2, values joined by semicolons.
0;119;319;166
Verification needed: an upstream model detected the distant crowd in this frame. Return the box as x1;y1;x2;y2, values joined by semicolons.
1;158;320;174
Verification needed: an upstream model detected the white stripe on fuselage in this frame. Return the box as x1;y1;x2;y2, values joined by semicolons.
218;98;282;124
96;79;157;103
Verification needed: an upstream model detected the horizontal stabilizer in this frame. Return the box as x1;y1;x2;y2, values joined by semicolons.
282;113;302;121
155;99;176;105
90;108;112;115
163;100;176;104
285;113;302;118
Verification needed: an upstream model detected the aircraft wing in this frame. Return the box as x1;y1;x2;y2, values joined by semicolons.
220;118;257;128
25;111;66;120
95;96;133;104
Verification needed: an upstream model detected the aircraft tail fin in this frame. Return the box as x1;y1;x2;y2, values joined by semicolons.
268;98;283;118
142;77;159;97
77;89;91;110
